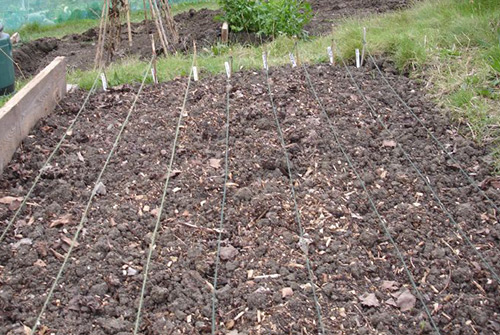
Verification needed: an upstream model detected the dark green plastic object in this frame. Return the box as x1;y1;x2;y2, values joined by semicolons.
0;23;15;96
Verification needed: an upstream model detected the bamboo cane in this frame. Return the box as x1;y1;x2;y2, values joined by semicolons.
160;0;178;42
94;0;108;69
98;0;111;69
148;0;168;55
124;0;133;47
142;0;148;21
152;0;170;52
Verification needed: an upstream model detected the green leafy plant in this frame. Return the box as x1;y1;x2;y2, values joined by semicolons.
217;0;312;38
259;0;312;37
217;0;260;33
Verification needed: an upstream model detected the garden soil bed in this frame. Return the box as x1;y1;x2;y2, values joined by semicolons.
13;0;412;77
1;62;499;334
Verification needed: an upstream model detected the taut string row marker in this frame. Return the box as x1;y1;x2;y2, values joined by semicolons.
334;42;500;284
366;48;500;215
0;71;102;244
299;59;442;335
211;58;233;335
29;58;155;335
264;48;325;335
133;55;196;335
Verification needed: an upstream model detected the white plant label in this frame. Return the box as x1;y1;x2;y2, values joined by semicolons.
100;73;108;91
289;53;297;68
327;46;334;64
224;61;231;78
262;52;268;71
151;68;158;84
355;49;361;68
193;66;199;81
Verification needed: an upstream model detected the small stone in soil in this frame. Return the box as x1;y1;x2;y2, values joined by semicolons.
220;244;238;260
282;287;294;298
93;182;107;196
126;267;138;276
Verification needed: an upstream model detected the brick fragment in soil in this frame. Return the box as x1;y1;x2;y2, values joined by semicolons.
1;64;499;335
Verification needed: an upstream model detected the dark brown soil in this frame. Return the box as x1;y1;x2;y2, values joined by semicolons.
13;0;413;77
1;61;499;334
307;0;409;34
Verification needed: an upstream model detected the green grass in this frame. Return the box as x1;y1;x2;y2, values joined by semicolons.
12;20;100;41
7;0;218;41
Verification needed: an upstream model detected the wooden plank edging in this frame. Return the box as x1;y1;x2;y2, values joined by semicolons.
0;56;67;173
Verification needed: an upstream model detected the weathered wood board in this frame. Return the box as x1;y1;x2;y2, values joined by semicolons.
0;56;66;173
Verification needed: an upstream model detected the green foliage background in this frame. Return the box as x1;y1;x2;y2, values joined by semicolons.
217;0;312;37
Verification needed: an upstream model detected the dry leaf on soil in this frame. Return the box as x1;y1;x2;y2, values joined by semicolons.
396;289;416;312
34;259;47;267
61;235;80;248
385;297;398;307
360;292;380;307
226;319;235;330
0;196;23;204
209;158;221;169
381;280;399;291
50;214;72;228
0;196;23;210
479;176;500;189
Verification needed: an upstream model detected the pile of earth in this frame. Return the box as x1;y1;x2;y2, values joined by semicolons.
1;61;499;334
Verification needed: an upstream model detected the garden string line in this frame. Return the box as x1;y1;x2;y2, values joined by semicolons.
0;71;102;245
367;48;500;215
133;56;195;335
298;61;442;335
210;62;232;335
29;58;154;335
334;44;500;285
264;54;326;335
